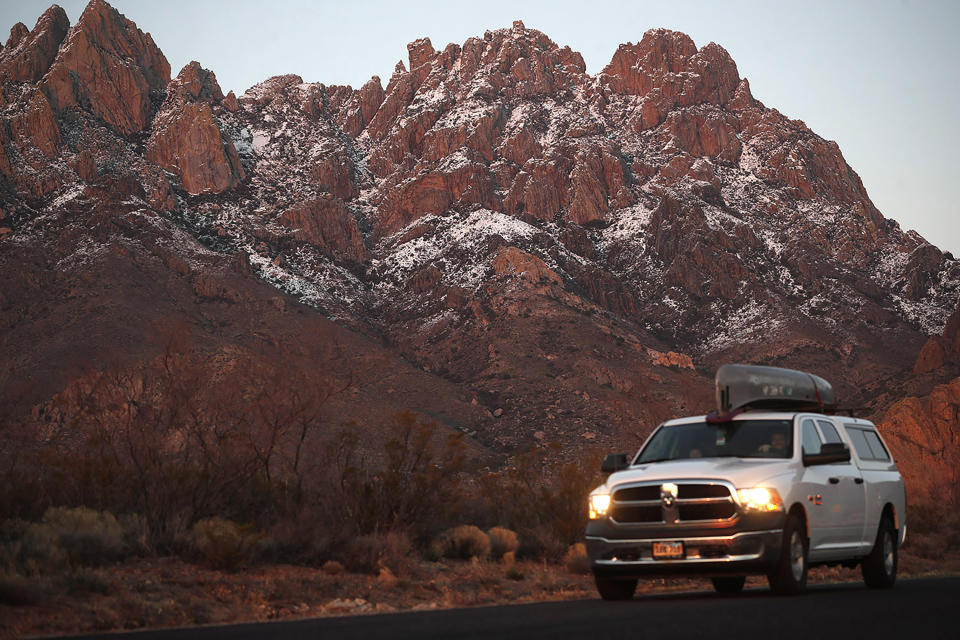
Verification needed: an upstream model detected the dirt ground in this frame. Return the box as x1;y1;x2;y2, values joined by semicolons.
1;547;957;639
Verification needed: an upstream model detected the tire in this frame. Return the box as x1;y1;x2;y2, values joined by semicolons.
711;576;746;594
862;516;898;589
768;513;808;595
595;576;638;601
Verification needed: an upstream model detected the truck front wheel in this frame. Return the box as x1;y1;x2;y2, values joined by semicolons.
595;576;637;600
862;516;897;589
711;576;746;594
767;513;808;595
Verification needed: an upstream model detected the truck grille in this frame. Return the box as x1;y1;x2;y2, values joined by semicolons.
610;482;736;524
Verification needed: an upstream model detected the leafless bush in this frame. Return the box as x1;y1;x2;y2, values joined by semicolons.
478;445;602;559
343;531;412;575
335;411;470;540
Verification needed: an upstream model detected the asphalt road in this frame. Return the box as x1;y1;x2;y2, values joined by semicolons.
57;576;957;640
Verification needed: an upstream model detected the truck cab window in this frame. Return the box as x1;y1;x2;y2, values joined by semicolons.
801;419;822;456
816;420;842;444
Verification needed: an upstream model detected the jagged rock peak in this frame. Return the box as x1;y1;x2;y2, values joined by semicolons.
166;60;224;106
601;27;740;105
5;23;30;50
0;5;70;83
147;61;243;195
41;0;170;135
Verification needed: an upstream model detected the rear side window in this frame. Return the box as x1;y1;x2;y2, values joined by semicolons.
844;425;890;462
863;431;891;462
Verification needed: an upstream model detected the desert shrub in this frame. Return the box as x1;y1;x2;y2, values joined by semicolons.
0;572;45;606
433;525;490;560
38;507;126;566
563;543;590;575
343;531;412;575
1;508;141;575
189;518;262;570
501;550;516;566
487;527;519;559
322;560;344;575
515;525;567;560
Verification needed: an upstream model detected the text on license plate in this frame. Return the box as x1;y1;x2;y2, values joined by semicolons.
652;541;684;559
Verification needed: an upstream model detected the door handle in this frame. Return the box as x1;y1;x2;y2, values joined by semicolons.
854;477;864;484
828;477;840;484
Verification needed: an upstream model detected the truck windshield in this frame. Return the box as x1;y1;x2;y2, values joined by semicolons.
635;420;794;463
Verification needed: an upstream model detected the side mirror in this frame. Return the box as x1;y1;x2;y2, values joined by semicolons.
803;442;851;466
601;453;630;473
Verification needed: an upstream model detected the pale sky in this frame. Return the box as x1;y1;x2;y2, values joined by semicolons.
6;0;960;255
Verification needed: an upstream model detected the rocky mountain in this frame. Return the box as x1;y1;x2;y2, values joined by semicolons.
1;1;958;472
877;301;960;502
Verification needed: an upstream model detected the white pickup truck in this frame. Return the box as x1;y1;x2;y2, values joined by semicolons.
585;364;907;599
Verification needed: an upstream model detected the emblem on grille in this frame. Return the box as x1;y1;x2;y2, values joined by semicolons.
661;482;678;507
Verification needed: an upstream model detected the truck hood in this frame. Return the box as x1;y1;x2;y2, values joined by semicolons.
604;458;794;491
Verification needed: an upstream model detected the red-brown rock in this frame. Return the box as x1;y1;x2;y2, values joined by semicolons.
339;77;385;137
492;246;562;285
167;60;223;104
0;5;69;84
222;90;239;112
146;62;243;195
915;302;960;374
880;378;960;502
5;23;29;50
42;0;170;135
277;197;369;263
9;88;61;158
311;150;358;200
377;162;496;235
601;29;740;111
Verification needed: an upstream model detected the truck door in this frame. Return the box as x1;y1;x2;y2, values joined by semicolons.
799;418;835;559
816;419;866;551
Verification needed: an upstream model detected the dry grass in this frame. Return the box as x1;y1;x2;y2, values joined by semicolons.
1;549;957;638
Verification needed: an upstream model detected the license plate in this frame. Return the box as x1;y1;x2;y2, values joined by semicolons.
652;541;685;559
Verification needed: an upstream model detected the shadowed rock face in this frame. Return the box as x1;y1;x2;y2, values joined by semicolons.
1;2;959;465
146;62;244;195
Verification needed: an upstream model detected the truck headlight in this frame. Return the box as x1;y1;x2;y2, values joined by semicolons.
736;487;784;512
589;493;611;519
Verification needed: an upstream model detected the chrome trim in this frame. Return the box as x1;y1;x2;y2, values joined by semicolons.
615;497;732;506
587;529;782;566
608;478;739;526
594;554;761;566
586;529;782;545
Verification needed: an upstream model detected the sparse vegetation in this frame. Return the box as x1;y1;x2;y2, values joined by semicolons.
189;518;262;571
3;338;957;638
432;525;490;560
563;543;590;575
487;527;519;559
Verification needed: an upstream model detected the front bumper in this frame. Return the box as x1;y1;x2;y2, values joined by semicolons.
586;514;785;578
